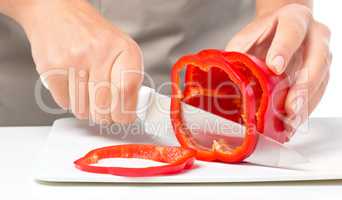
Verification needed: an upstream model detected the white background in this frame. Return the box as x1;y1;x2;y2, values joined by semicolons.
311;1;342;117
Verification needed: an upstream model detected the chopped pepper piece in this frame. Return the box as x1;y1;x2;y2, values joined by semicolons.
74;144;196;177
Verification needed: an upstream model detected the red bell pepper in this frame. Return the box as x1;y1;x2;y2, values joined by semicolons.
74;144;196;177
170;49;290;163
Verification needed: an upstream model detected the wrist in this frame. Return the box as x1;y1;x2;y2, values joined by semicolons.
0;0;43;24
1;0;84;35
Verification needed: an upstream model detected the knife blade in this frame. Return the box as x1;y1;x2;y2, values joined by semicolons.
137;86;308;168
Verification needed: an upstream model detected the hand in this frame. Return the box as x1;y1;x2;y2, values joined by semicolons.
226;4;332;136
16;0;143;124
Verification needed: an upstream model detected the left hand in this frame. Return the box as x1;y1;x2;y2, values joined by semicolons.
226;3;332;137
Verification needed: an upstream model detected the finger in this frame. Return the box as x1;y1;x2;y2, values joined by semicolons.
69;69;89;119
89;65;112;125
225;17;276;52
285;22;332;117
111;40;143;124
286;73;329;134
225;15;277;53
43;68;69;109
266;7;312;74
283;46;305;84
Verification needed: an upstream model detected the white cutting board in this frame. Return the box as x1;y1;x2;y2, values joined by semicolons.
34;117;342;183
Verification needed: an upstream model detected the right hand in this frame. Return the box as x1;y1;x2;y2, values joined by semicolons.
15;0;144;124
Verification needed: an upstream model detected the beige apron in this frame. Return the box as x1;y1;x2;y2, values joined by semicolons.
0;0;254;126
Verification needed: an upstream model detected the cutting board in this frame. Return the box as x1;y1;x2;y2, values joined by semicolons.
33;117;342;183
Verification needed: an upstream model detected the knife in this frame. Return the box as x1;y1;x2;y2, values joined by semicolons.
136;86;308;168
40;76;307;168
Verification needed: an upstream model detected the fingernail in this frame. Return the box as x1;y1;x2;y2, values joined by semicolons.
291;97;304;114
270;55;285;74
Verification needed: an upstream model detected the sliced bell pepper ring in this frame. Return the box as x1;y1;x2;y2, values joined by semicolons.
74;144;196;177
170;49;290;163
